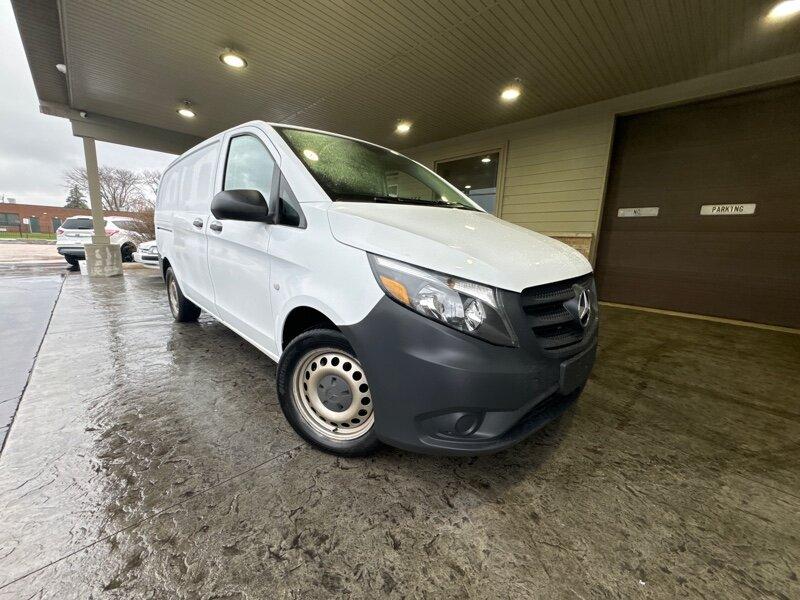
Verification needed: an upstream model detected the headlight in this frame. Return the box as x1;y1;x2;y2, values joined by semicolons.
368;254;516;346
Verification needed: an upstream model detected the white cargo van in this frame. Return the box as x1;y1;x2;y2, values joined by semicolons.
156;122;597;456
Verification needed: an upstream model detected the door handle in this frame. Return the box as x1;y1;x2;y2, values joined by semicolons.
192;218;204;228
209;221;223;232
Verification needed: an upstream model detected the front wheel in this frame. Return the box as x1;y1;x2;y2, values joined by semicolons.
277;329;381;456
165;267;201;322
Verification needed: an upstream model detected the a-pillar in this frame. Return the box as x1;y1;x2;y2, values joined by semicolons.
81;137;122;277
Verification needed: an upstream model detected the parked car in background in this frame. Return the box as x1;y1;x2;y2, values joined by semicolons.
156;122;598;457
56;216;145;267
133;240;159;268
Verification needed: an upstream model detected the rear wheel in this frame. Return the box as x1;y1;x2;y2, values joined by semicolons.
64;256;79;268
121;243;135;263
277;329;381;456
165;267;201;322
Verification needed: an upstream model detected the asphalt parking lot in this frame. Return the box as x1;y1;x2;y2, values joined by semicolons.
0;262;64;450
0;268;797;599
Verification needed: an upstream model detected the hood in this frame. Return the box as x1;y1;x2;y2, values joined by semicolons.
326;203;591;292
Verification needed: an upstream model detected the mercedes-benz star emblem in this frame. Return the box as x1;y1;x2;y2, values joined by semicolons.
564;284;592;329
576;288;591;328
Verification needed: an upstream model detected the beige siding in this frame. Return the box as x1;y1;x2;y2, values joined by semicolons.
406;55;800;261
409;112;615;241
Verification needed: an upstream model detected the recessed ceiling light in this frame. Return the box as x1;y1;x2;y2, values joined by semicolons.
500;85;521;102
303;149;319;162
481;157;491;163
767;0;800;20
395;121;412;134
177;101;195;118
220;50;247;69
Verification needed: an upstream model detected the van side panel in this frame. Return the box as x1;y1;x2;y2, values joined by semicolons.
168;142;220;306
155;168;176;276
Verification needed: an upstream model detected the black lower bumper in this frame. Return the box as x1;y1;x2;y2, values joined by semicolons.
342;296;597;456
57;247;86;258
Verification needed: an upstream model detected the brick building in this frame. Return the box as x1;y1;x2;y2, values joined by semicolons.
0;202;141;234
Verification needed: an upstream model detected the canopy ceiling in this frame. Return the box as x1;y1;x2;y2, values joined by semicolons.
13;0;800;154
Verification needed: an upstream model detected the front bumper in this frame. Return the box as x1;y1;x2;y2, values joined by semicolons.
343;295;597;456
57;246;86;258
133;252;159;268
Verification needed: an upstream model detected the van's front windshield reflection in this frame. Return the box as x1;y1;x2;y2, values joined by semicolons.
275;127;480;211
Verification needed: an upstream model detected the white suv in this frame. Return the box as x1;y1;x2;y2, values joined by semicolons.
56;215;144;267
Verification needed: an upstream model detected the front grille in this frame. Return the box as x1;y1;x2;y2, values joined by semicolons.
519;274;594;352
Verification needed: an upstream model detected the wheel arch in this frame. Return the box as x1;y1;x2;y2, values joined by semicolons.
280;305;340;351
160;256;171;281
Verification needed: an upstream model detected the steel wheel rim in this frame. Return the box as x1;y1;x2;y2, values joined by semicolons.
292;347;374;441
168;277;179;316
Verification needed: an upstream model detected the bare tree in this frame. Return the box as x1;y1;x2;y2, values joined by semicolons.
63;166;151;211
126;210;156;241
141;170;162;201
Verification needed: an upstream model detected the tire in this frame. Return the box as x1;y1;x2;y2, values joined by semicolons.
121;243;135;263
277;329;382;457
165;266;201;322
65;256;79;268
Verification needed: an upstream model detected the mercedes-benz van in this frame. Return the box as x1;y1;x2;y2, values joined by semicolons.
155;121;598;456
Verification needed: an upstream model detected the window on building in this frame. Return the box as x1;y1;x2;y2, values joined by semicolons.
0;213;21;226
436;152;500;214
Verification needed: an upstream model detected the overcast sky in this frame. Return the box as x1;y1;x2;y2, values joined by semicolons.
0;1;175;207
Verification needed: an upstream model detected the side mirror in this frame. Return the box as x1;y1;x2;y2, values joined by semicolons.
211;189;270;222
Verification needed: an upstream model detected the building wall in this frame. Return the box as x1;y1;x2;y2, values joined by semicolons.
0;203;141;234
409;112;613;258
406;53;800;262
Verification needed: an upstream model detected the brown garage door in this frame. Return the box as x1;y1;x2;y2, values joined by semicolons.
595;83;800;329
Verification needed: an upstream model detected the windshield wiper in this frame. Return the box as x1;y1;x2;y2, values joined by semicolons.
335;194;433;206
335;194;477;210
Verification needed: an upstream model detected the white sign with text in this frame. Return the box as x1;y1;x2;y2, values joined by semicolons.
700;203;756;216
617;207;659;218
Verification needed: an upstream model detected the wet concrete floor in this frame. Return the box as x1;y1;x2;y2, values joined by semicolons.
0;268;797;598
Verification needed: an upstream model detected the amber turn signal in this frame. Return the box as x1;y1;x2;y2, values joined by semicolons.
379;276;410;306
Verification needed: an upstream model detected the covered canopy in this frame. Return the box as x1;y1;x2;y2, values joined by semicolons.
13;0;800;155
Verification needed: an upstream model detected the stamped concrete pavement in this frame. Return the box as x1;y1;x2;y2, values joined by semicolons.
0;268;797;598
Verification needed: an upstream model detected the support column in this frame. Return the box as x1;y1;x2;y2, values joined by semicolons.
82;137;122;277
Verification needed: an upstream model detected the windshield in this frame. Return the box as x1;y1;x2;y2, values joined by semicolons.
275;127;480;210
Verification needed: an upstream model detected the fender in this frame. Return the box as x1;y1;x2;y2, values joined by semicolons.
274;295;345;353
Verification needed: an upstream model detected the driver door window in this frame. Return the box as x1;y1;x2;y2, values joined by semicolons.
224;135;277;202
